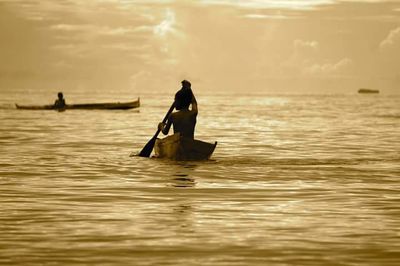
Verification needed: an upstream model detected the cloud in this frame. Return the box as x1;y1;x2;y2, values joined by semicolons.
281;39;352;78
51;24;92;32
305;58;352;75
50;44;89;58
51;24;149;36
379;27;400;49
294;39;319;50
243;10;292;20
199;0;334;10
243;14;286;19
153;9;176;37
292;39;319;60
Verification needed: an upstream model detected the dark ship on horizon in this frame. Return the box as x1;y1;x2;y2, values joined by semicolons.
358;88;379;94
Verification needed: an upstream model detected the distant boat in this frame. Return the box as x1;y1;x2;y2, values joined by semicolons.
15;98;140;110
358;88;379;94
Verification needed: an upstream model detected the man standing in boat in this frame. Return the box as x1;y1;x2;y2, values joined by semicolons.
158;80;198;139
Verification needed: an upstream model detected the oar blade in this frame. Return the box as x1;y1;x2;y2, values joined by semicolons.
138;136;157;157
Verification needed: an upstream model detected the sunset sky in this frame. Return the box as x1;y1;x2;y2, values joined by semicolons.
0;0;399;94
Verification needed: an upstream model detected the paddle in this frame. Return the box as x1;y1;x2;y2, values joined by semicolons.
136;102;175;157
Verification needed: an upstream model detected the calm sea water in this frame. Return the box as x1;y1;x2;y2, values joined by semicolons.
0;90;399;265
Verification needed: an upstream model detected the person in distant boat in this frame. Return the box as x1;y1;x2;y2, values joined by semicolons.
54;92;66;109
158;80;198;139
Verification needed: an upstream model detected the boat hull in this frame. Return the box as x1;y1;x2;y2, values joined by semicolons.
154;134;217;161
16;98;140;110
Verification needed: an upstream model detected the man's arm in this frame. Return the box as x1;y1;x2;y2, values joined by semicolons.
158;115;173;135
191;91;198;114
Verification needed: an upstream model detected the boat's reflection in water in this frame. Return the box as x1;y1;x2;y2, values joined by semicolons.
167;163;198;232
170;163;197;188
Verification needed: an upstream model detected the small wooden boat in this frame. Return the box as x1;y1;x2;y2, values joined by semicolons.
15;98;140;110
154;133;217;161
358;88;379;94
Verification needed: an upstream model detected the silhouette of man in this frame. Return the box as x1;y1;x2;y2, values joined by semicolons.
158;80;198;139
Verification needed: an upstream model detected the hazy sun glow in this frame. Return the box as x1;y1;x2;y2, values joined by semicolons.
153;9;176;37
